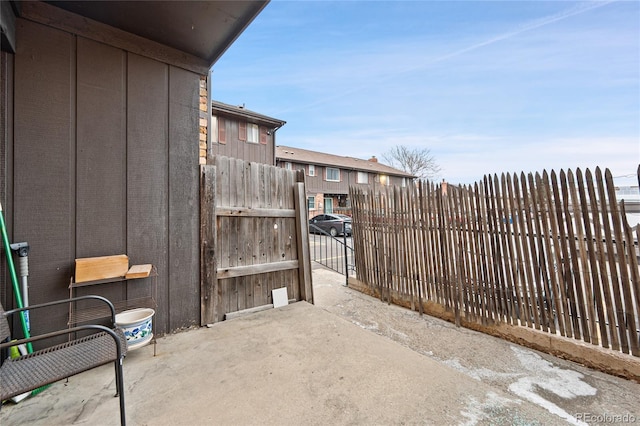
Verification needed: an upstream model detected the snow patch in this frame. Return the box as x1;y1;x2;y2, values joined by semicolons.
352;320;379;331
442;359;520;382
508;346;596;426
460;392;521;426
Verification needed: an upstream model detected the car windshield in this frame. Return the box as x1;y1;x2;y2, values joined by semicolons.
333;214;351;220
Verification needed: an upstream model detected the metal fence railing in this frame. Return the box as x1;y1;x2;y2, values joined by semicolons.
309;224;355;283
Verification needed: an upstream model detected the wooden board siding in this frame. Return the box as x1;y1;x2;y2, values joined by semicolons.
13;19;76;332
209;118;274;165
200;156;312;324
126;53;170;331
302;167;404;196
74;36;129;333
168;66;200;330
76;38;126;258
0;52;14;300
4;18;202;337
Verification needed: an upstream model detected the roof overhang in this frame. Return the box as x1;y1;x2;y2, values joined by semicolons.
212;101;286;129
4;1;268;73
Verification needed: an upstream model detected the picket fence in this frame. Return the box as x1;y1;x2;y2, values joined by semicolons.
350;166;640;357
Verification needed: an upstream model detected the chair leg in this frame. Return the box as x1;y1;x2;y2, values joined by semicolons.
114;360;120;397
115;357;126;426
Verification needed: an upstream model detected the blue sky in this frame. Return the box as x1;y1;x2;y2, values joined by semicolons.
212;0;639;186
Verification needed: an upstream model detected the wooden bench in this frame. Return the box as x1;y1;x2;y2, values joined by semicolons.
0;295;127;425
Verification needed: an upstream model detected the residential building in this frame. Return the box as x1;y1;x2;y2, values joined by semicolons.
209;101;285;165
276;145;415;217
1;0;268;336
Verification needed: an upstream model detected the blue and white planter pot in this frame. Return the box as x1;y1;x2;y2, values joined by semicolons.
115;308;154;350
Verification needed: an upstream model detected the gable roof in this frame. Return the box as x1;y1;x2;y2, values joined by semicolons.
276;146;415;179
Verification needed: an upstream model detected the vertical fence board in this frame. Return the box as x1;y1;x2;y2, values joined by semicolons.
456;186;473;321
538;172;566;336
552;170;580;340
569;169;597;344
595;167;626;351
526;173;552;332
562;170;589;341
413;184;425;315
605;169;636;354
477;181;495;323
576;168;607;345
510;174;533;328
620;204;640;356
445;185;461;325
498;175;517;325
486;176;506;322
518;173;542;330
586;168;616;348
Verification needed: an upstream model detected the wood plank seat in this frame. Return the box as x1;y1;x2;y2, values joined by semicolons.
0;296;127;425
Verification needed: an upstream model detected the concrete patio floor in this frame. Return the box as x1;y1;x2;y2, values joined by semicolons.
1;266;639;425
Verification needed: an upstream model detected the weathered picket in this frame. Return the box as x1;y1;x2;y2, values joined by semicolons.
350;166;640;357
200;156;313;324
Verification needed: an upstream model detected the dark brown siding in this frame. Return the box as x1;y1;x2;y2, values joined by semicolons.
77;38;127;257
3;19;201;336
13;19;75;332
0;52;14;299
126;53;170;330
168;66;200;330
74;38;127;310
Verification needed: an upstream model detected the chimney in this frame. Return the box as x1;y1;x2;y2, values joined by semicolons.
368;156;378;163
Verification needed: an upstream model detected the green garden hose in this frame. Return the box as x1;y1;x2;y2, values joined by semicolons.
0;201;33;353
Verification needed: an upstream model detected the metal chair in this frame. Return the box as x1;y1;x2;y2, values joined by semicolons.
0;295;127;425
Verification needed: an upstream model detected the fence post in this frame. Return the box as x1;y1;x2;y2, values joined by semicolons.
344;231;349;286
200;165;218;325
294;182;314;303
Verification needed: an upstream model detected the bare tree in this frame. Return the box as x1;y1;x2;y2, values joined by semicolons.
381;145;441;181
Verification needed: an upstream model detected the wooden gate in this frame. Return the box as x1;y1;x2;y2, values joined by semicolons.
200;156;313;324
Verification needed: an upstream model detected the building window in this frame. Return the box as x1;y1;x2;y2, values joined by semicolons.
247;123;259;143
402;178;407;188
259;126;268;144
285;162;292;170
211;116;226;144
308;196;315;210
357;171;368;184
308;165;315;176
324;198;333;213
379;174;389;186
239;121;246;141
326;167;340;182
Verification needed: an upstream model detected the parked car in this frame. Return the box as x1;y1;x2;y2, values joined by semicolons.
309;214;352;237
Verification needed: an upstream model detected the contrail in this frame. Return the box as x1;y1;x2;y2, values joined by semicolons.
276;0;615;114
427;0;615;65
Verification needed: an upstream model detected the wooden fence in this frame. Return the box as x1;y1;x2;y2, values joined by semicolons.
350;166;640;357
200;156;313;324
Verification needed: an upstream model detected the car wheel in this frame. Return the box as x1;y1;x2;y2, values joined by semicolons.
329;227;338;237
